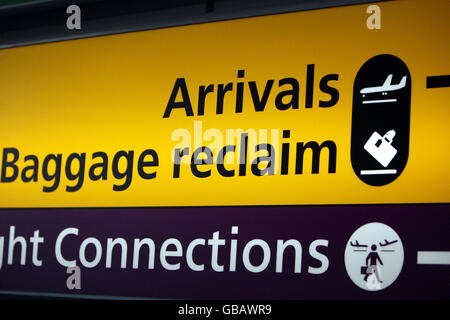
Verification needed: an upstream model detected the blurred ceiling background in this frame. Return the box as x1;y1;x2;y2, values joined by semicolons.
0;0;386;48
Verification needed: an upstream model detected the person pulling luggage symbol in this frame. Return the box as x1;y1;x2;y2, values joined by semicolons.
345;223;404;291
350;238;399;289
364;244;383;283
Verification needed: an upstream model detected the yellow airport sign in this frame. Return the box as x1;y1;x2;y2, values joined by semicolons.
0;0;448;207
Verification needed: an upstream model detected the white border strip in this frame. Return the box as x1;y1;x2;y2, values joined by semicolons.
362;99;397;104
417;251;450;265
360;169;397;175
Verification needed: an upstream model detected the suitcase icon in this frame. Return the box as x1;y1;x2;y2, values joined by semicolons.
364;130;397;167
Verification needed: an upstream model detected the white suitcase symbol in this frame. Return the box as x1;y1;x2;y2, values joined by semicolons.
364;130;397;167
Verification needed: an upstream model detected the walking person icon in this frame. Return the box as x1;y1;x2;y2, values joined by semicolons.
363;244;383;284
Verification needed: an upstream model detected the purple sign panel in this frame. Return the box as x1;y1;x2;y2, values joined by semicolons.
0;205;449;299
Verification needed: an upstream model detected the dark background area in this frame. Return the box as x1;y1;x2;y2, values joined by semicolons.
0;0;385;49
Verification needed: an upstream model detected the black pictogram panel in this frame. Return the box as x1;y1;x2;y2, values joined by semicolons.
351;54;411;186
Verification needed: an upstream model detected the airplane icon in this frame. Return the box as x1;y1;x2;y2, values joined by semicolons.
360;74;407;104
350;240;368;249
